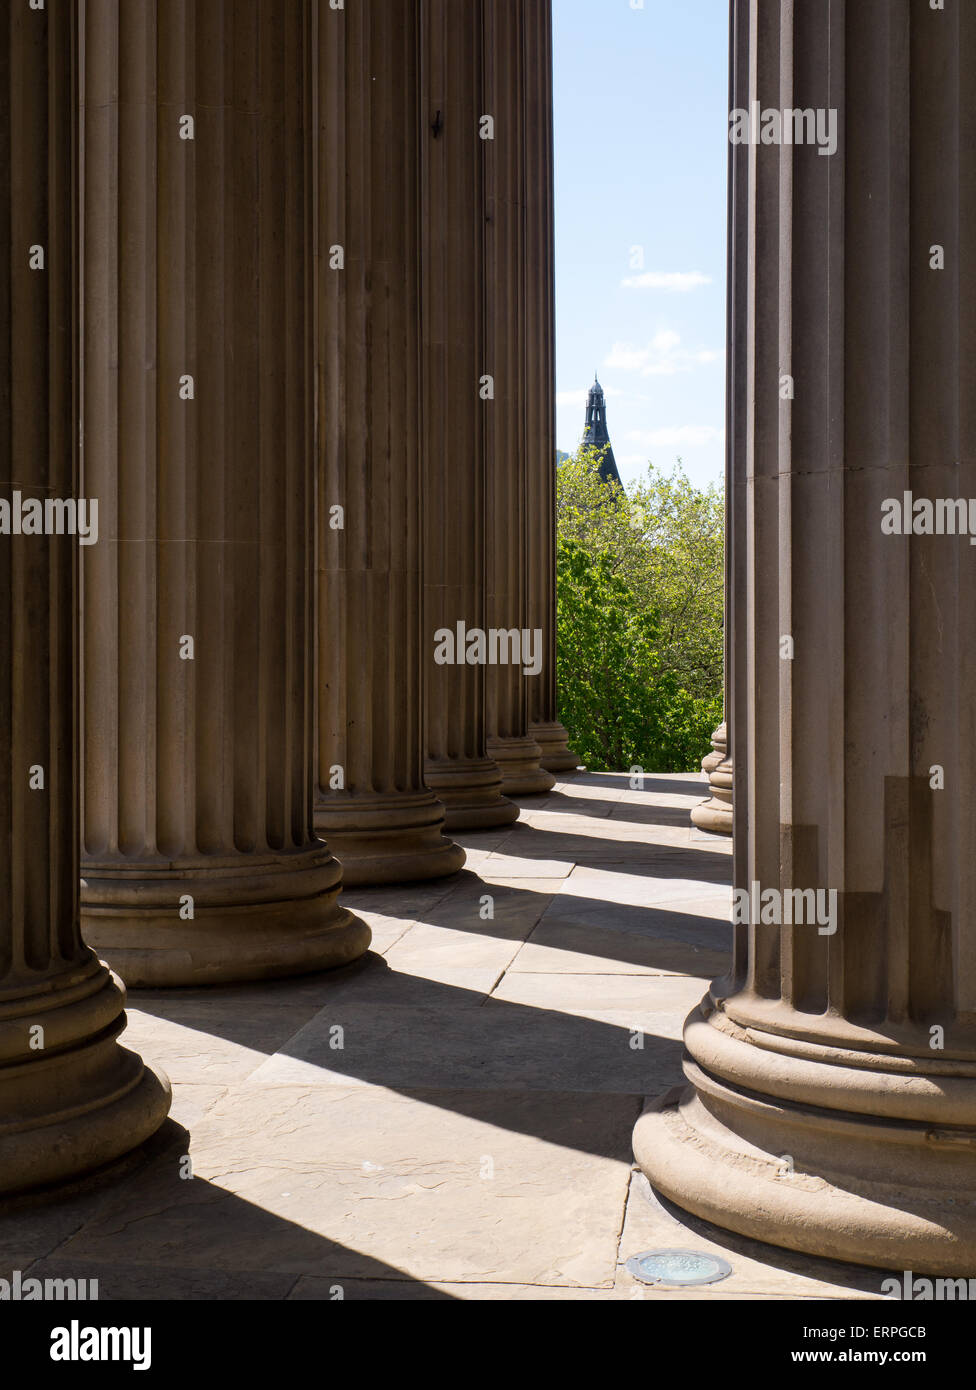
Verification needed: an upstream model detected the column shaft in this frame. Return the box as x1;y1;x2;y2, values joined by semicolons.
483;0;555;797
421;0;518;832
524;0;578;777
637;0;976;1273
0;0;169;1190
80;0;369;985
313;0;465;884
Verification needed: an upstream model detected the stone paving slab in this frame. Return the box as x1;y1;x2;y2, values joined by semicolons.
512;784;625;816
296;957;502;1006
56;1086;639;1288
244;995;684;1093
343;910;415;955
122;1005;318;1087
508;894;729;977
486;831;733;866
389;873;560;946
560;863;732;906
488;970;706;1022
0;1127;181;1265
163;1083;230;1131
478;852;576;878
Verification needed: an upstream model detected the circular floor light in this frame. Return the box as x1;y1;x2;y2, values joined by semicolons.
625;1249;733;1288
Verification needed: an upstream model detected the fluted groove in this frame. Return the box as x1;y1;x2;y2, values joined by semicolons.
313;0;464;884
80;0;369;985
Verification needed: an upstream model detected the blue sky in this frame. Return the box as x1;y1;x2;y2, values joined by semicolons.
553;0;729;490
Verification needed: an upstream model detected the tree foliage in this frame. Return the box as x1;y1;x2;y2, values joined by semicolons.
555;443;723;772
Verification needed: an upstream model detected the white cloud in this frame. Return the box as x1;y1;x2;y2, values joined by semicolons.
605;332;723;377
620;270;713;292
625;425;725;449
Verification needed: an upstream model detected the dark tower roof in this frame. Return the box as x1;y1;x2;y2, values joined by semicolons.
583;374;622;487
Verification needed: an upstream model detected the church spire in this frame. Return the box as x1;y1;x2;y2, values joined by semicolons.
583;376;622;486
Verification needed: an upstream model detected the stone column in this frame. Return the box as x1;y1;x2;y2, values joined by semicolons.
637;0;976;1273
0;0;169;1191
80;0;370;986
483;0;555;797
420;0;518;833
313;0;465;883
524;0;579;778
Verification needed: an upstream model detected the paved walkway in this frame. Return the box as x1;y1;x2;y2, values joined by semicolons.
1;773;891;1299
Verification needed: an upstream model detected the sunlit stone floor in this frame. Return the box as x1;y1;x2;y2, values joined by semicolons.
0;773;891;1300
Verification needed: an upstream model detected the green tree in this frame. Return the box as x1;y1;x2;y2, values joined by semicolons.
628;464;724;696
555;444;723;771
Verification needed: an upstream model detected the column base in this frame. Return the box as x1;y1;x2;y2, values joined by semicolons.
82;845;371;987
314;788;465;887
529;720;582;775
635;1002;976;1276
424;757;520;832
487;734;556;796
0;960;171;1195
700;720;726;777
691;752;732;835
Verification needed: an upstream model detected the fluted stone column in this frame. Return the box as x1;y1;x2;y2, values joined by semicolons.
0;0;169;1190
524;0;579;779
420;0;518;833
313;0;465;884
483;0;555;797
80;0;370;986
637;0;976;1273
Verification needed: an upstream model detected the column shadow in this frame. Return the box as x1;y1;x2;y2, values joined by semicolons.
478;821;733;881
367;871;731;976
128;965;685;1160
0;1121;460;1301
